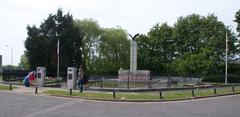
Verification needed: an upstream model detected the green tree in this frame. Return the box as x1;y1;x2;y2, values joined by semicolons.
137;14;238;76
136;34;152;70
97;27;130;74
234;9;240;36
25;25;48;70
172;47;213;77
75;19;129;74
18;54;30;70
137;23;175;74
74;19;102;74
172;14;238;75
25;9;83;76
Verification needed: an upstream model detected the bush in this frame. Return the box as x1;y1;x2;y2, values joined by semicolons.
202;74;240;83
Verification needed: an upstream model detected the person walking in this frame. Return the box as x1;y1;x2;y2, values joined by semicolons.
29;71;36;86
77;66;84;92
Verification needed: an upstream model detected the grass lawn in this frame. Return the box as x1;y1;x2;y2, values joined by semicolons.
43;90;114;99
0;85;18;90
43;86;240;100
194;86;240;97
43;90;195;100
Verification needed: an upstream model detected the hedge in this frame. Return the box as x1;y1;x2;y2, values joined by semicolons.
202;74;240;83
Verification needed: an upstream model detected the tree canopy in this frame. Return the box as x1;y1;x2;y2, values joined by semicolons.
137;14;239;76
25;9;82;76
235;9;240;36
23;8;240;78
75;19;129;74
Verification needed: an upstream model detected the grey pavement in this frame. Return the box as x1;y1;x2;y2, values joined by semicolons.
13;85;60;94
0;91;240;117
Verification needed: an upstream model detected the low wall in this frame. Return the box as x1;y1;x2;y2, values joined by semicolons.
118;70;151;81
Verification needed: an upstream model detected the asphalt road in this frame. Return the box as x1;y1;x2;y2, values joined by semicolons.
0;92;240;117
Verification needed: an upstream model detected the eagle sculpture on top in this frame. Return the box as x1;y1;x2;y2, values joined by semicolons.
128;33;139;41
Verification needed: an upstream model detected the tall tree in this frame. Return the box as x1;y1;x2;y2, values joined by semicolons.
18;54;30;70
234;9;240;36
74;19;102;73
137;14;238;76
137;23;175;74
25;9;83;76
75;19;129;74
25;25;49;70
172;14;238;76
98;27;130;74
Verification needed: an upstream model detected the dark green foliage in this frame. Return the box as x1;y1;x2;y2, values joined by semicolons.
201;63;240;83
202;74;240;83
234;9;240;36
25;9;83;76
137;14;239;77
24;10;240;78
228;63;240;74
172;14;237;76
137;23;174;74
202;75;224;83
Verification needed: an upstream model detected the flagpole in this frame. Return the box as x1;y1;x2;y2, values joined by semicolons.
57;39;60;86
225;31;228;84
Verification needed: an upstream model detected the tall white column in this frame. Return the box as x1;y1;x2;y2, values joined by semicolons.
130;40;137;71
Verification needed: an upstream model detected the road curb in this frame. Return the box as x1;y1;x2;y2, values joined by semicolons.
1;83;240;102
1;88;240;102
46;92;240;102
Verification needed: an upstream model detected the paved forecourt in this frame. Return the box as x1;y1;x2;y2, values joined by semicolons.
0;91;240;117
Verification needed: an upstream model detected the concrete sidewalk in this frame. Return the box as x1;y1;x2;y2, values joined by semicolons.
0;82;93;94
12;85;65;94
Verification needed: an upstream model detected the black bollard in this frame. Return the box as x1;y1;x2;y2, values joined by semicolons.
35;87;38;94
127;78;130;89
214;88;217;94
70;89;72;95
159;91;163;99
9;84;12;91
232;86;235;92
113;91;116;99
148;80;152;88
192;89;195;97
80;82;83;93
100;78;103;88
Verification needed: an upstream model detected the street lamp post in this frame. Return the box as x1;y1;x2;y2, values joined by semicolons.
6;45;13;65
57;39;60;86
225;31;228;84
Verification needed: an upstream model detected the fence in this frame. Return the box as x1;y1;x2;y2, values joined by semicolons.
86;84;240;100
88;76;201;89
2;69;30;82
0;69;67;86
1;80;240;100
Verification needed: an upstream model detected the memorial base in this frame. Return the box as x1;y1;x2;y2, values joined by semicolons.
118;70;151;81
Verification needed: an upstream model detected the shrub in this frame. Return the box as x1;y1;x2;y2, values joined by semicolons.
202;74;240;83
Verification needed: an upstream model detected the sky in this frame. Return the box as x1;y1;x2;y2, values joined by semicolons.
0;0;239;66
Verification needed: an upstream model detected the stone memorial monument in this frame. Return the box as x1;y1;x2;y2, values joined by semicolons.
118;34;151;81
